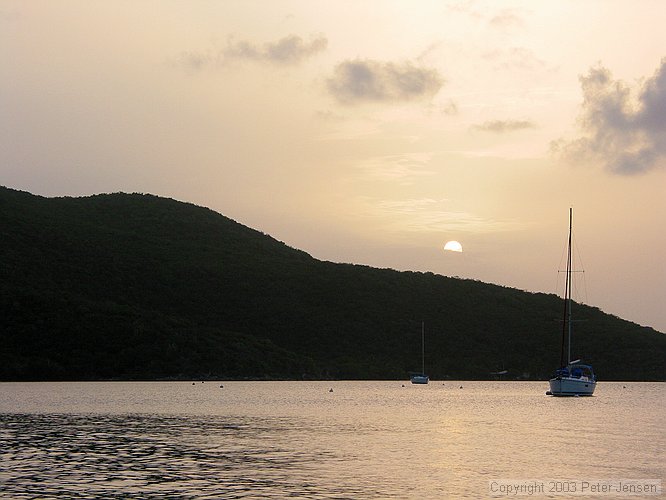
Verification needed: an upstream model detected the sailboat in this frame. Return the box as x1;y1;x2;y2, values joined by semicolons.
547;208;596;396
410;321;429;384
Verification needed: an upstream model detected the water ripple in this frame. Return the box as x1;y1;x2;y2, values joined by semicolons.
1;413;345;498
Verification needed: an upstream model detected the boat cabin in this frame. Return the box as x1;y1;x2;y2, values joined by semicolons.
555;364;596;381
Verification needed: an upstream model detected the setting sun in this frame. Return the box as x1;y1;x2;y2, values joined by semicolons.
444;240;463;252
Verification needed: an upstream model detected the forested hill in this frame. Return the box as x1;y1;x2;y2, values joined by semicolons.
1;186;664;381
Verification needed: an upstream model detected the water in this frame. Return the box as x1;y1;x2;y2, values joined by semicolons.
1;381;663;498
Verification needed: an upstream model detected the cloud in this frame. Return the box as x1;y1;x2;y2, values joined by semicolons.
326;59;444;104
488;9;525;30
482;47;547;72
178;51;212;71
472;120;536;133
224;34;327;64
440;100;459;116
445;1;483;20
372;198;522;233
553;59;666;174
177;34;327;70
358;153;435;184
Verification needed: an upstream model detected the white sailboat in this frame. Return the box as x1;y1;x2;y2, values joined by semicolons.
547;208;596;396
410;321;429;384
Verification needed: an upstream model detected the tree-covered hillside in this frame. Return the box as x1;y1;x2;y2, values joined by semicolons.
1;186;664;381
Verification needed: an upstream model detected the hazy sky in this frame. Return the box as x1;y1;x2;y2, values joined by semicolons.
2;1;665;332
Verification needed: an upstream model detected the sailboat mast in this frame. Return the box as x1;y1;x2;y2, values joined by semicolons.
559;208;573;368
565;208;574;366
421;321;425;374
567;209;573;366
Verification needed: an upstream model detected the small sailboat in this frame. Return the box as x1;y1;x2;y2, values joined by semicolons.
548;208;596;396
410;321;429;384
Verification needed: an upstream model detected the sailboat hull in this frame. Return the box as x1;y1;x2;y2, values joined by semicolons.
410;375;429;384
548;376;596;396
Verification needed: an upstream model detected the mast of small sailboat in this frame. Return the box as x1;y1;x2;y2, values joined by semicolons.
559;208;573;368
421;321;425;375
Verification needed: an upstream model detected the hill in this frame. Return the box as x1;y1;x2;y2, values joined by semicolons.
1;186;664;381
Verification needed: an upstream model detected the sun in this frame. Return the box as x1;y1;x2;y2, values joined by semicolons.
444;240;463;252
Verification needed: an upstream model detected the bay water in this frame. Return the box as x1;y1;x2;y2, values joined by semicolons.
1;381;663;498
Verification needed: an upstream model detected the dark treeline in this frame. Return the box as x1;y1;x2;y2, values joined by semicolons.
1;186;664;381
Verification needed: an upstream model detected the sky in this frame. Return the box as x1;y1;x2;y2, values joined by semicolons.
2;1;665;333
